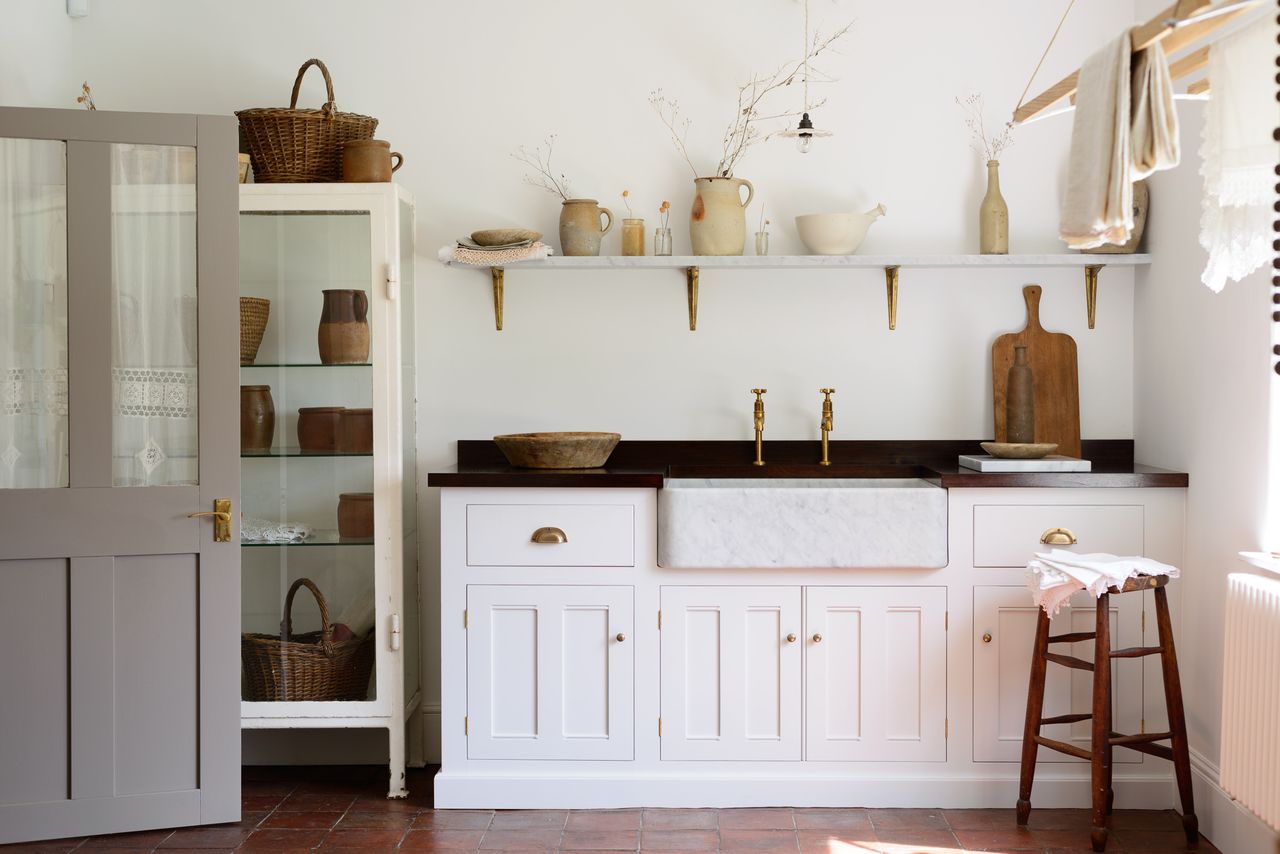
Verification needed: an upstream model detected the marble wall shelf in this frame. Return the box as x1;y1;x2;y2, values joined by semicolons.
439;254;1152;332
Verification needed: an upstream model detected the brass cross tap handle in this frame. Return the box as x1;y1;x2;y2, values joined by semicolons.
188;498;232;543
750;389;767;466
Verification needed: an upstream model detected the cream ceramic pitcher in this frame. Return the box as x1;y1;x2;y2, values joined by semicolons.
690;177;755;256
559;199;614;257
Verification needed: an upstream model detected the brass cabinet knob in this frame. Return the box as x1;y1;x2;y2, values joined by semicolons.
786;633;797;643
1040;527;1078;546
982;632;993;643
615;633;626;643
812;633;823;644
531;526;568;544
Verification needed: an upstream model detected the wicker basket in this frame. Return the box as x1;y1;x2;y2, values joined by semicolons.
240;297;270;365
242;578;375;702
236;59;377;183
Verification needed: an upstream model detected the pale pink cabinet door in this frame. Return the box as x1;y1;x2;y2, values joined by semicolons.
804;586;948;762
0;108;240;844
660;586;803;761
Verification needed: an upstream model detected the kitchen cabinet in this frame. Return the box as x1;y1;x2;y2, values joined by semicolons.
805;586;948;762
659;586;802;761
972;585;1145;763
466;585;634;760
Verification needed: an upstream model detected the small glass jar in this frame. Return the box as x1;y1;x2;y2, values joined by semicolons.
755;230;770;257
654;227;672;256
621;218;645;256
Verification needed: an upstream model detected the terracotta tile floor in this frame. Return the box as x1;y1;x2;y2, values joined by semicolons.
1;766;1220;854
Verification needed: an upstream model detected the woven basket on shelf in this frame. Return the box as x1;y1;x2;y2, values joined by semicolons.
242;578;375;702
236;59;377;183
239;297;270;365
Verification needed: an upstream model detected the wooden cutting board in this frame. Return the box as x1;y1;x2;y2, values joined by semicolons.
991;285;1081;459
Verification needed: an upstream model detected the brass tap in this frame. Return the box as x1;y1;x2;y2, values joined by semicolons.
751;388;767;466
819;388;835;466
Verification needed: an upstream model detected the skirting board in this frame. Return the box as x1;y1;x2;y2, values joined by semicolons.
1189;748;1278;854
433;773;1175;810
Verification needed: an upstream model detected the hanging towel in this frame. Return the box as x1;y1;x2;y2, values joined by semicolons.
1027;549;1179;616
1060;31;1180;249
1199;18;1279;292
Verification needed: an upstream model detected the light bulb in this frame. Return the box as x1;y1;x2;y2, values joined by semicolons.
796;133;813;154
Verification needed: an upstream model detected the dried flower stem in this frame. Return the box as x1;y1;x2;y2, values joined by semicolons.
956;93;1014;161
649;91;700;180
512;135;574;201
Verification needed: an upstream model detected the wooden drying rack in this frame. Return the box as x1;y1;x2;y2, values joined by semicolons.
1012;0;1263;124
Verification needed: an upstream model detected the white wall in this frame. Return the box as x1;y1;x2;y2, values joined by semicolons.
4;0;1149;761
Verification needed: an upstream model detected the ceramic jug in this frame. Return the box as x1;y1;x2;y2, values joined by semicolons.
559;199;613;257
240;385;275;452
317;289;370;365
1005;346;1035;443
979;160;1009;255
690;176;755;256
342;139;404;182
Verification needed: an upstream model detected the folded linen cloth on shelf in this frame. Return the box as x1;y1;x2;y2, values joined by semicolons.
1060;29;1179;249
1199;18;1278;292
241;516;313;544
1027;549;1179;616
439;241;553;266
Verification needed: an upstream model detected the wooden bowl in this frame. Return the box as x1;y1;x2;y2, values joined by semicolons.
494;432;621;469
981;441;1059;460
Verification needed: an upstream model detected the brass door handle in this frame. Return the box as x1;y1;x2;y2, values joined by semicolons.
531;526;568;544
982;632;993;643
1040;527;1078;546
188;498;232;543
786;633;797;643
812;633;823;644
615;633;626;643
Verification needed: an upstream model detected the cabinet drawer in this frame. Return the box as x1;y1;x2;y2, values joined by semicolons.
466;503;635;567
973;505;1143;567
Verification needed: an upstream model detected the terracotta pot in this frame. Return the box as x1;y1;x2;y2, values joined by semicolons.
339;407;373;453
317;289;370;365
558;199;613;257
342;139;403;183
297;406;344;452
337;492;374;539
240;385;275;452
690;176;754;256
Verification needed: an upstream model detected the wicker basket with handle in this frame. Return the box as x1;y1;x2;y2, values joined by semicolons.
239;297;270;365
241;577;375;702
236;59;377;183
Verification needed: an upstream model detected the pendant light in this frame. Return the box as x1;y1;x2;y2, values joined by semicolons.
779;0;832;153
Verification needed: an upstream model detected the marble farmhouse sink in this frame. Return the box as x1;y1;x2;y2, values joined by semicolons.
658;477;947;569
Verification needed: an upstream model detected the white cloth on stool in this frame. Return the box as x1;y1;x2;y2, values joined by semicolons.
1027;549;1179;616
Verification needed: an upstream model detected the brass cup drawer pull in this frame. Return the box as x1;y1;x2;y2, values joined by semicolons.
531;526;568;544
1040;527;1078;546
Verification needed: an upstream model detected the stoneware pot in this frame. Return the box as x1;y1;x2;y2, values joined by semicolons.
297;406;344;452
1005;345;1035;443
240;385;275;452
337;492;374;539
317;289;370;365
979;159;1009;255
690;176;755;256
558;199;613;257
342;139;403;182
339;407;373;453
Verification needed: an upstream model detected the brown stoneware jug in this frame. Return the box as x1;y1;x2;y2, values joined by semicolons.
342;140;403;182
297;406;344;452
1005;345;1035;443
339;407;373;453
337;492;374;539
318;289;370;364
240;385;275;452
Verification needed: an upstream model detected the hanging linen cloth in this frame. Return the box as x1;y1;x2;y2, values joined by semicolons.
1027;549;1180;616
1199;18;1279;292
1059;30;1179;249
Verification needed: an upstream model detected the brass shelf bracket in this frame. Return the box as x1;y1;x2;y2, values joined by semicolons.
686;266;699;331
491;267;505;331
1084;263;1103;330
885;265;900;331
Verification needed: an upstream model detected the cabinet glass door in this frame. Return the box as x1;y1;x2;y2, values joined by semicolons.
239;209;378;704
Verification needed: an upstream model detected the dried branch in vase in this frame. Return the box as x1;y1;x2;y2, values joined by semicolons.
512;135;575;201
956;93;1014;161
76;81;96;111
658;200;671;230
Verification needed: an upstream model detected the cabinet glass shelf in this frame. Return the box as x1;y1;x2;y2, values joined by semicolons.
242;531;373;548
241;363;373;369
242;448;374;458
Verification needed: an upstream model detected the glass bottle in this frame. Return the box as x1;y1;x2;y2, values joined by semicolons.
654;227;672;256
755;230;770;257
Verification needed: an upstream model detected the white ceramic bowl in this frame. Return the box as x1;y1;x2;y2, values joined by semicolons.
795;204;886;255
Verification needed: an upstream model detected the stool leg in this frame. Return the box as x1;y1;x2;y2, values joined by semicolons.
1155;586;1199;847
1017;607;1053;825
1091;593;1113;852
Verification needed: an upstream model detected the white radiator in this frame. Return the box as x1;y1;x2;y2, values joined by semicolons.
1220;572;1280;830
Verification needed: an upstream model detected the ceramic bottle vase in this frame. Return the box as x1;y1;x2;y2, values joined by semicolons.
690;177;755;255
979;159;1009;255
318;289;370;365
240;385;275;452
1005;346;1035;444
559;199;613;256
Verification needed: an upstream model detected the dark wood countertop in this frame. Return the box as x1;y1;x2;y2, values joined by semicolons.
427;440;1188;489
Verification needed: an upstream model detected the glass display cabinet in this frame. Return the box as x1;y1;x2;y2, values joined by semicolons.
238;183;418;797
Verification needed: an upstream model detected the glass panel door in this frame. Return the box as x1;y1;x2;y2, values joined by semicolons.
0;138;68;488
239;210;377;703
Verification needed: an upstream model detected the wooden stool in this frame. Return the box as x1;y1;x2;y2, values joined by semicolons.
1015;575;1197;852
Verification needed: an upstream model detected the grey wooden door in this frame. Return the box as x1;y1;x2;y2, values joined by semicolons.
0;108;240;843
